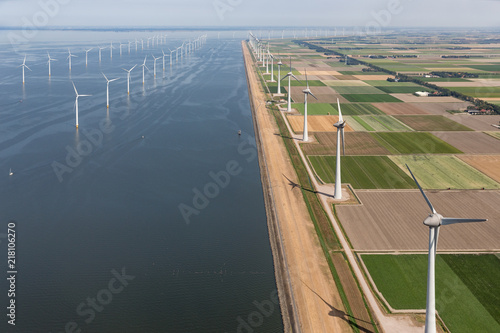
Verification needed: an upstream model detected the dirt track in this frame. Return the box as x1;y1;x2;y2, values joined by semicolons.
243;41;352;333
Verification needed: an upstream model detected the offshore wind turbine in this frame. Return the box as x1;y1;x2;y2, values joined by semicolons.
122;64;137;94
333;98;346;199
405;167;487;333
47;52;57;77
169;48;175;66
19;55;31;84
110;42;114;59
140;56;149;84
161;49;167;72
72;82;91;128
280;56;300;112
67;49;77;71
302;70;317;142
152;54;161;77
102;73;119;108
119;43;125;56
98;46;106;62
85;47;93;66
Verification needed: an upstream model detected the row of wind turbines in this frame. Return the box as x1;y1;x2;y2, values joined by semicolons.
18;35;207;129
249;32;488;333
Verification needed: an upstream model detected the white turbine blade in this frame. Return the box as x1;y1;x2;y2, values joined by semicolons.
308;91;318;100
341;128;345;155
337;98;343;122
25;65;32;71
441;218;487;226
122;68;129;72
79;94;92;97
290;73;301;83
130;64;137;71
143;56;147;65
406;164;437;214
102;72;109;82
72;82;78;95
110;78;119;82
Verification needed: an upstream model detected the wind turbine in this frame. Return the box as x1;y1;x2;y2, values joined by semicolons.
152;54;161;77
47;52;57;77
140;56;149;84
169;48;175;66
161;49;167;72
110;42;114;59
72;82;91;129
280;56;300;112
264;43;270;75
406;166;487;333
102;73;119;108
19;55;31;84
302;70;317;142
122;64;137;95
119;43;125;56
85;47;93;66
269;53;275;82
67;49;77;71
333;98;346;199
276;55;283;94
98;46;106;62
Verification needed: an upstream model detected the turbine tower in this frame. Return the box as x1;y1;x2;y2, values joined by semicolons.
72;82;91;129
19;55;31;84
47;52;57;77
161;49;167;72
152;54;161;77
333;98;346;199
67;48;77;71
85;48;93;66
110;42;114;59
280;56;300;112
406;166;487;333
269;53;275;82
140;56;149;85
122;64;137;95
302;70;317;142
98;46;106;62
102;73;119;108
276;55;283;94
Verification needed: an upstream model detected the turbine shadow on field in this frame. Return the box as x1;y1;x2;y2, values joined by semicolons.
301;281;375;333
282;174;334;199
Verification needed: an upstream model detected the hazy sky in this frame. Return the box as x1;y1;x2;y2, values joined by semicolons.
0;0;499;28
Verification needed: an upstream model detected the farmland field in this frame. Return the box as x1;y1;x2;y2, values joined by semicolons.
418;77;472;82
332;103;385;115
432;132;500;154
390;155;500;189
301;132;391;156
366;81;421;87
458;155;500;182
336;190;500;251
323;80;369;86
342;94;402;103
338;71;388;75
394;115;474;131
332;86;386;94
350;115;412;132
362;254;500;333
287;115;354;133
486;132;500;140
371;132;462;154
292;103;338;115
442;86;500;98
372;103;429;115
467;64;500;71
309;156;416;189
375;86;432;94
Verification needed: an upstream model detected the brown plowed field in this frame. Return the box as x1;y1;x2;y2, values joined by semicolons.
288;115;354;133
458;155;500;182
301;132;391;156
336;190;500;251
407;102;472;115
372;103;429;115
432;132;500;154
442;114;500;131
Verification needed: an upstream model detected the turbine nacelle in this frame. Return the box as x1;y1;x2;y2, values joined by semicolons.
423;213;443;227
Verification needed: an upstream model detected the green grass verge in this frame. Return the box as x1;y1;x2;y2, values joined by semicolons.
390;155;500;189
342;94;402;103
371;132;463;154
309;156;416;189
362;254;500;333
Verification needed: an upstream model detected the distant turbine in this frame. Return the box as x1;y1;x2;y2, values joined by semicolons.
269;53;275;82
264;43;270;75
333;98;346;199
98;46;106;62
168;48;175;66
302;70;317;142
280;56;300;112
135;39;138;51
85;47;93;66
128;41;131;54
102;73;119;108
72;82;91;128
119;43;125;56
140;56;149;84
47;52;57;77
110;42;114;59
405;166;487;333
122;64;137;95
67;49;77;71
161;49;167;72
152;54;161;77
276;55;283;94
19;55;31;84
141;39;144;50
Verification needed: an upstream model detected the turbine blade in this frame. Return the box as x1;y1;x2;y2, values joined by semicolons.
72;82;78;95
406;164;437;214
308;91;318;100
441;218;487;225
337;98;343;122
291;74;301;83
102;72;108;81
25;65;32;71
341;128;345;155
80;94;92;97
110;78;119;82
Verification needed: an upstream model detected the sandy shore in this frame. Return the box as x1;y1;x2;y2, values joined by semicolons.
242;41;352;333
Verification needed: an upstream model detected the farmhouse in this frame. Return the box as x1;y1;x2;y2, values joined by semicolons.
414;91;430;97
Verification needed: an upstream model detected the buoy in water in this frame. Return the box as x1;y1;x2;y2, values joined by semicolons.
238;130;241;136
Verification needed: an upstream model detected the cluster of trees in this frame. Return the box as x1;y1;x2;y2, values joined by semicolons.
293;39;499;115
430;71;478;78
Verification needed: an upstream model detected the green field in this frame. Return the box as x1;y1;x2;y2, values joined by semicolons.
419;77;472;82
351;116;412;132
333;86;386;94
267;79;325;88
332;103;385;116
342;94;402;103
394;115;474;131
309;156;416;189
371;132;463;154
442;86;500;98
375;86;432;94
467;64;500;72
323;80;369;86
390;155;500;189
293;103;338;115
362;254;500;333
338;71;388;75
366;80;421;86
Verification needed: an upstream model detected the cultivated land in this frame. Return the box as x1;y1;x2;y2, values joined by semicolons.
309;156;416;189
432;132;500;154
372;103;429;115
393;115;474;131
300;132;391;156
370;132;462;154
350;115;412;132
458;155;500;182
362;254;500;333
287;115;354;133
390;155;500;189
336;190;500;251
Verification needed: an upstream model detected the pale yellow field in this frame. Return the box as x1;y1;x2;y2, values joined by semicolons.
287;115;354;133
458;155;500;183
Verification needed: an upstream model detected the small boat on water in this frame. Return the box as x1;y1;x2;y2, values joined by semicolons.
238;130;241;136
9;168;13;176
